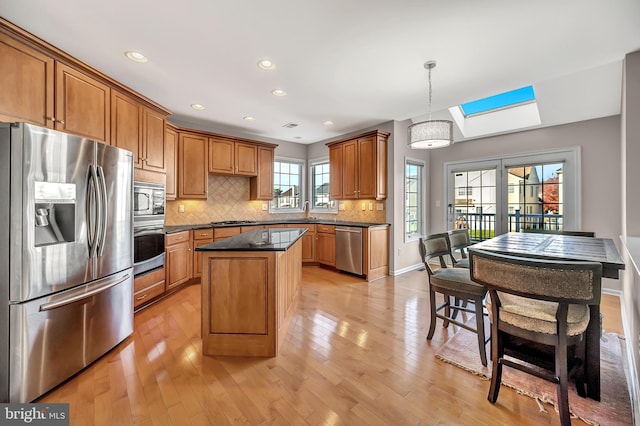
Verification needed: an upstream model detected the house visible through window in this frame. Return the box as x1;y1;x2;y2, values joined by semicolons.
310;160;336;212
271;159;303;212
405;160;424;241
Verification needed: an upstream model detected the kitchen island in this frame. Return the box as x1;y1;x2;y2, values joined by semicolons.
195;228;305;357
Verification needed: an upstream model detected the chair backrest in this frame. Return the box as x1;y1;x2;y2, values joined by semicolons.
448;229;471;258
418;233;456;276
469;249;602;305
522;229;595;237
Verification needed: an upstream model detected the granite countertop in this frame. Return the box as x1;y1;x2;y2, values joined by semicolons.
165;218;389;234
195;228;306;252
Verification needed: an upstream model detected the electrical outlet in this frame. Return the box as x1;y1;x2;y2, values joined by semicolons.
368;203;373;210
376;203;384;211
179;204;185;213
261;203;268;211
339;202;345;211
361;203;366;211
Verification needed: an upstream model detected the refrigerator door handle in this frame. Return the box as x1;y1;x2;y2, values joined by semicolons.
87;164;99;258
96;165;108;256
38;272;131;312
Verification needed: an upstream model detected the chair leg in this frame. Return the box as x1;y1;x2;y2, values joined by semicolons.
443;296;451;328
474;297;488;367
488;327;503;403
574;335;587;398
556;336;571;426
426;288;437;340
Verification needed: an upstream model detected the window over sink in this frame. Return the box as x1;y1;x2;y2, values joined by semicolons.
271;158;304;213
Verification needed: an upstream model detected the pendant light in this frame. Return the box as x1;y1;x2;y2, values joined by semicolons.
407;61;453;149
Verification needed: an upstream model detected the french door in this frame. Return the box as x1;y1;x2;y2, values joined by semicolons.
445;148;580;241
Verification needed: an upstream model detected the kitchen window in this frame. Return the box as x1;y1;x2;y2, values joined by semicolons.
405;159;425;242
309;159;337;213
271;158;304;212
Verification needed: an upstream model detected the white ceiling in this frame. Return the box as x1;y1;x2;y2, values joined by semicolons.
2;0;640;144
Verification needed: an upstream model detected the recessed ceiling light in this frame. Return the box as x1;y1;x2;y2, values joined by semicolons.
191;104;205;110
124;51;148;63
323;120;334;126
243;116;255;121
271;89;287;97
257;59;275;70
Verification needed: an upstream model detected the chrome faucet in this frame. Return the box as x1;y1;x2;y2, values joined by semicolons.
302;200;310;218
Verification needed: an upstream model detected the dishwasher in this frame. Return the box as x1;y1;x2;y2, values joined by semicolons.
335;226;363;275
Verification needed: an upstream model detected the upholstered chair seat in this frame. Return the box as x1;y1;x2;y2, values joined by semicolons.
486;293;590;336
431;268;486;297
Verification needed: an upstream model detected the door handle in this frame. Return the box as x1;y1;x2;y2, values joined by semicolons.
39;273;130;311
96;165;108;256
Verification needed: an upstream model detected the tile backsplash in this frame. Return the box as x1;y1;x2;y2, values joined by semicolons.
165;174;387;225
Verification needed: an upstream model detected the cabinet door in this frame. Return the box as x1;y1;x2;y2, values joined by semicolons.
0;34;54;127
316;233;336;266
111;91;141;160
208;137;235;174
301;232;316;262
250;146;274;200
178;132;208;199
329;145;343;200
142;107;166;172
165;127;178;200
357;136;376;199
166;241;192;290
55;63;110;143
235;142;257;176
342;140;358;199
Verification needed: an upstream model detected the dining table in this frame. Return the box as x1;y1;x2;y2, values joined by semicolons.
469;231;626;401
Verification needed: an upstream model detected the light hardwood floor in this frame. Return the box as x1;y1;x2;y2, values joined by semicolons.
38;266;623;425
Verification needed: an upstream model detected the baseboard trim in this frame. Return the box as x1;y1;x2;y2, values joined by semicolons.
390;263;424;276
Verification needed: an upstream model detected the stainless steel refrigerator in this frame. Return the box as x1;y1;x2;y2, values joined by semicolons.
0;123;134;403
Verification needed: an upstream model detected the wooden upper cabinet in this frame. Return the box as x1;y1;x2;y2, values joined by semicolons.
178;131;208;199
142;107;166;173
111;91;141;158
342;140;359;199
209;137;257;176
327;130;389;200
0;33;54;127
250;146;275;200
329;145;343;199
165;125;178;200
55;63;110;143
235;142;258;176
208;137;234;174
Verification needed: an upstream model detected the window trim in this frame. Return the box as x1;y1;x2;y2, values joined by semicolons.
404;157;426;243
270;156;306;214
308;157;337;214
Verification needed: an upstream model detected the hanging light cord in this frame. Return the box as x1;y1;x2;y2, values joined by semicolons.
427;65;433;120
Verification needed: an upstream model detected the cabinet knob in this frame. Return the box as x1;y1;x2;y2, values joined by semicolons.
46;116;55;122
58;119;65;124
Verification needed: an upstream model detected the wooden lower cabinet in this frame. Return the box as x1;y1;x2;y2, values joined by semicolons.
364;225;390;282
201;239;302;357
213;227;241;241
133;267;166;309
286;224;315;262
165;231;192;290
192;228;213;279
316;225;336;266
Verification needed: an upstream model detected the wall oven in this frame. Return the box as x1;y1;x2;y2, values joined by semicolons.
133;182;165;276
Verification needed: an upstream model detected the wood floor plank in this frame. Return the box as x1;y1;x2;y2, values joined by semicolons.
36;266;623;425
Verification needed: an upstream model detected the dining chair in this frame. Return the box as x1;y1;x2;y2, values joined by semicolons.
448;228;472;268
419;233;489;366
522;229;596;237
468;249;602;426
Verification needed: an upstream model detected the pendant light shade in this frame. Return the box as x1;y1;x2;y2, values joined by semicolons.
408;61;453;149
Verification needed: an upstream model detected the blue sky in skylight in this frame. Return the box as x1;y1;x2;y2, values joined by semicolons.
460;86;535;116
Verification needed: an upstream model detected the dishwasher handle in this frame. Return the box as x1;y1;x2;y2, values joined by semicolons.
335;226;362;233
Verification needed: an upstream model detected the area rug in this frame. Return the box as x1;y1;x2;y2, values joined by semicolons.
435;324;633;426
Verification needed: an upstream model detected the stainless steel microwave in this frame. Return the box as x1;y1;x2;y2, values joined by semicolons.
133;182;165;218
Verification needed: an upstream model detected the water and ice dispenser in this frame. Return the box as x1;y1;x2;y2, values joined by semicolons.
34;181;76;246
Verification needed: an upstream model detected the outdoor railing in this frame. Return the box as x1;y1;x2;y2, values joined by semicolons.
455;211;564;242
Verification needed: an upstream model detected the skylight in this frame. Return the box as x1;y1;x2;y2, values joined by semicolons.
460;86;536;116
